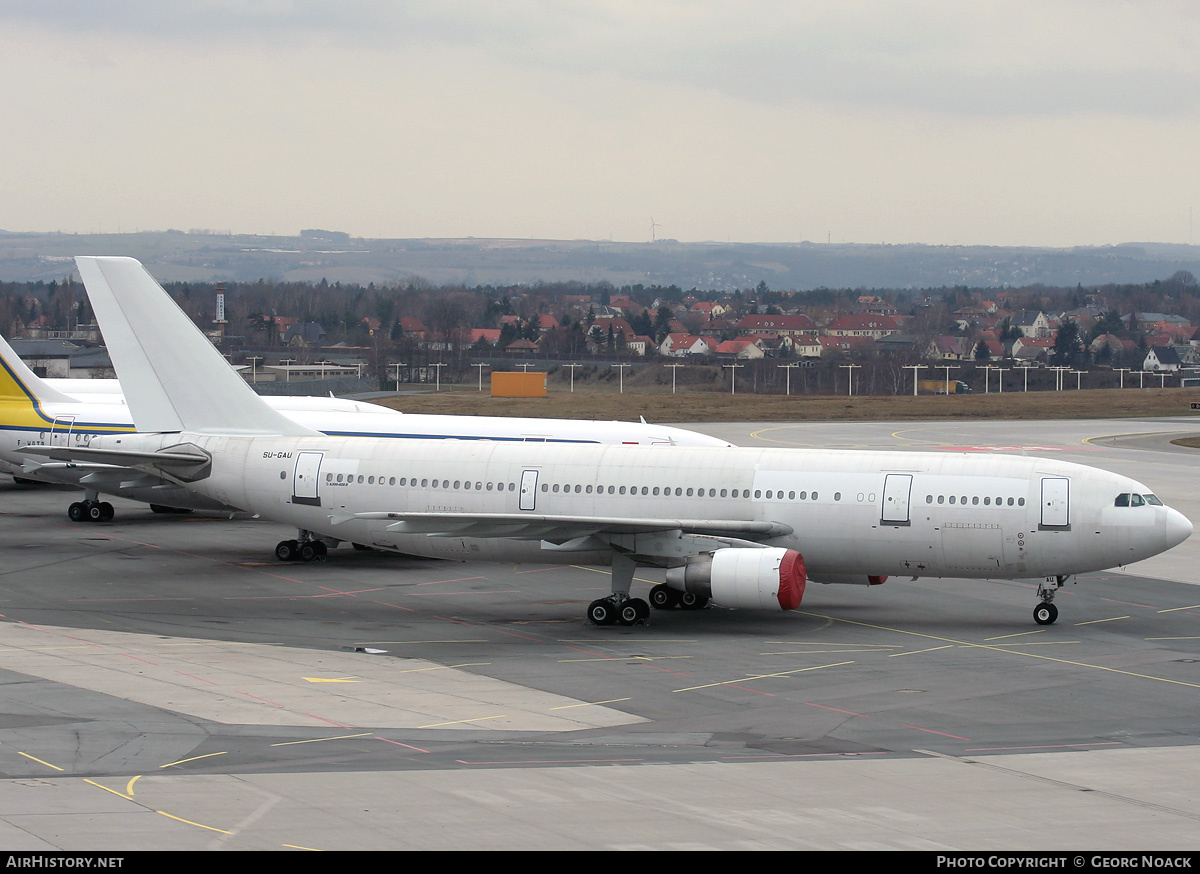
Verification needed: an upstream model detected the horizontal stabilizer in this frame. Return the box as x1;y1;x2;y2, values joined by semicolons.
20;444;212;481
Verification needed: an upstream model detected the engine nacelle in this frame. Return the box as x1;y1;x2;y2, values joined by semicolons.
665;547;806;610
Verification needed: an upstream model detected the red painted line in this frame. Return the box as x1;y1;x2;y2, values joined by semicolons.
723;684;775;697
237;691;283;707
118;654;157;665
562;645;616;659
376;737;430;753
174;671;218;686
901;724;970;740
431;616;479;626
304;714;351;728
405;590;520;597
807;702;868;718
1101;598;1155;608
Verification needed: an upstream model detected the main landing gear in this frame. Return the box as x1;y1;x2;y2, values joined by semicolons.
275;531;328;563
1034;574;1073;625
586;553;711;627
67;499;114;523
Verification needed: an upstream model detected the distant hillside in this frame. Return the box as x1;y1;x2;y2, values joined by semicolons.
2;230;1197;290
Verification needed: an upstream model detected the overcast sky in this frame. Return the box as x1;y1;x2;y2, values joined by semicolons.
2;1;1198;247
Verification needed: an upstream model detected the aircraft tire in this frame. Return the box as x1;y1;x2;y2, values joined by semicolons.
68;502;85;522
99;502;114;523
1034;602;1058;626
275;540;298;561
299;542;318;562
87;502;104;522
649;584;679;609
588;599;618;626
679;592;709;610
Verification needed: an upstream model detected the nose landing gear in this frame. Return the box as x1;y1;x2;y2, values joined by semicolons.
1034;575;1074;625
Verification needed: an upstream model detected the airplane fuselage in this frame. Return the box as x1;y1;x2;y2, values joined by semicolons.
89;431;1190;581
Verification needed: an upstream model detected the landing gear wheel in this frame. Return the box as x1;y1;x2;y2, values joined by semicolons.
68;502;85;522
311;541;328;560
1034;602;1058;626
649;584;680;610
588;599;618;626
679;592;709;610
98;502;114;523
617;598;650;626
275;540;299;561
87;501;104;522
299;542;318;562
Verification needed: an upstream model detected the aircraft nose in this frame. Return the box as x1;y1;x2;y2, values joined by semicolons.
1165;508;1193;549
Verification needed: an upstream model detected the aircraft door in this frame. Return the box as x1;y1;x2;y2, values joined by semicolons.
50;416;75;447
292;451;324;506
881;474;913;526
1040;477;1070;529
519;469;539;511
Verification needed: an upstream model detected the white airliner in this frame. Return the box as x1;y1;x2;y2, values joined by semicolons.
29;257;1191;628
0;333;731;522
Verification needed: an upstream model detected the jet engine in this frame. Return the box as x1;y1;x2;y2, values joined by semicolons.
665;547;805;610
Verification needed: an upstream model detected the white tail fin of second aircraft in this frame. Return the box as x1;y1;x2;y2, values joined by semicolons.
0;332;79;407
75;256;317;438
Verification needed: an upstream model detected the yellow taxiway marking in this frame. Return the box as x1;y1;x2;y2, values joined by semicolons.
126;775;140;796
83;779;132;800
417;715;507;728
281;844;321;851
1148;636;1200;641
1075;616;1130;625
157;810;231;834
798;611;1200;690
271;733;373;747
303;676;360;683
889;645;955;657
986;630;1047;641
1158;604;1200;614
160;751;228;769
674;661;854;692
18;752;62;771
551;698;631;710
570;565;660;585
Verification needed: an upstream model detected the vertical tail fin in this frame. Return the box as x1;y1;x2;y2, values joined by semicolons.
0;333;78;407
75;257;316;437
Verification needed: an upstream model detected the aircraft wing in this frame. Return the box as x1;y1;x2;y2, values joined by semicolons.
330;509;791;547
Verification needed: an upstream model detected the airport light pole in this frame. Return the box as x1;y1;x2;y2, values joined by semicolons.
562;363;583;392
777;362;801;396
246;355;262;384
392;362;406;390
472;363;489;391
430;362;447;391
516;363;536;373
663;363;685;394
903;364;927;396
723;363;744;395
994;366;1007;393
1116;367;1132;388
840;363;861;397
1017;362;1032;392
1071;370;1084;390
611;363;632;394
281;359;294;382
938;365;959;395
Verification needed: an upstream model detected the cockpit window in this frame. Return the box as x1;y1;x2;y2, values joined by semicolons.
1115;493;1130;507
1130;494;1145;507
1144;494;1163;506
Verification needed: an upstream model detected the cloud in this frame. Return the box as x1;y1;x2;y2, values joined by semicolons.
7;1;1199;116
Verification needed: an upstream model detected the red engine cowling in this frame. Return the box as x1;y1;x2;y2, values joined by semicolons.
665;547;806;610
